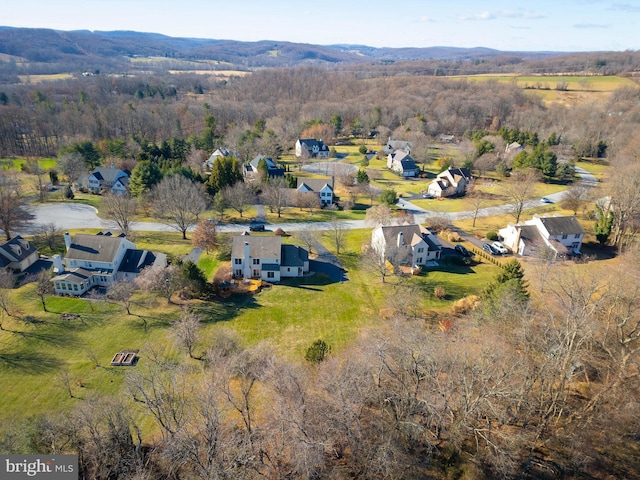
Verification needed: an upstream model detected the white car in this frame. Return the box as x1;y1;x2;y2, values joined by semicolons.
491;241;508;255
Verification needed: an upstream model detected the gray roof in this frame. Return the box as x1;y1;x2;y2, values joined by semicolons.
385;139;413;153
66;234;126;263
298;138;329;151
281;244;309;267
379;224;441;252
92;167;128;184
0;236;37;263
249;155;277;170
232;236;282;259
538;216;584;236
297;177;334;192
51;267;93;284
518;225;547;247
118;249;156;274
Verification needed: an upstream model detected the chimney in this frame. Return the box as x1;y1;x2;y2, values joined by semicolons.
64;232;72;251
397;232;404;247
52;254;64;273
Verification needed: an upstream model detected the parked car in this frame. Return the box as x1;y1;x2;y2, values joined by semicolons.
541;197;553;204
455;244;471;257
249;221;265;232
491;241;509;255
483;243;498;255
422;193;433;198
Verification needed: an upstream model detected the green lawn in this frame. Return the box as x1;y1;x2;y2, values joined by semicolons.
0;227;500;427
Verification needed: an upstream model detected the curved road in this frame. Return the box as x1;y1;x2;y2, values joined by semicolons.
20;168;597;236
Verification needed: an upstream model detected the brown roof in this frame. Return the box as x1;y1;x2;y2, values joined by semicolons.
231;236;282;259
66;234;126;263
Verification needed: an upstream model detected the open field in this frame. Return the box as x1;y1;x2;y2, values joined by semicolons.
18;73;74;84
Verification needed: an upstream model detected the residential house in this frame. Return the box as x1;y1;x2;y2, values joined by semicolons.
78;166;130;194
387;150;418;177
505;142;524;155
0;236;38;273
51;231;166;296
231;235;309;282
371;224;442;269
205;148;235;170
244;155;284;179
427;167;472;198
296;177;334;206
295;139;330;159
438;134;456;144
498;215;584;258
383;138;413;155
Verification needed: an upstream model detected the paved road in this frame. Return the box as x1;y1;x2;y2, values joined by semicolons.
20;167;596;237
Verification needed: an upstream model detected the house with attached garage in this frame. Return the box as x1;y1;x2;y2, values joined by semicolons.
296;177;334;206
0;236;39;274
427;167;472;198
50;231;166;296
243;155;284;179
77;166;130;194
371;224;442;270
387;150;418;177
498;215;584;258
204;148;236;171
295;138;330;159
231;235;309;282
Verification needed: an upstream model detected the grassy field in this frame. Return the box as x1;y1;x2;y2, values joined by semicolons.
0;227;500;428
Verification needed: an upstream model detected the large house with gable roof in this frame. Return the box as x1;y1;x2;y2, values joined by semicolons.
0;236;38;274
387;150;418;177
231;235;309;282
427;167;472;198
78;166;130;195
296;177;334;206
371;224;442;269
295;138;330;159
498;215;584;258
51;231;166;296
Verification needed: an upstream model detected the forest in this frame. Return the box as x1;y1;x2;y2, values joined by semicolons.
1;52;640;479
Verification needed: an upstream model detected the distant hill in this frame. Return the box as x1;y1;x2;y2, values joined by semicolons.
0;26;563;69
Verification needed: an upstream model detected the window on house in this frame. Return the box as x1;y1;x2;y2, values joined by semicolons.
253;258;260;265
562;234;568;240
267;271;274;279
73;284;78;291
417;257;423;264
253;269;260;277
417;247;424;253
234;258;242;265
235;269;242;276
575;234;580;238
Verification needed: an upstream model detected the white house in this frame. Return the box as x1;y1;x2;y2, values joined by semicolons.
427;167;472;198
231;235;309;282
51;231;166;295
205;148;235;170
296;177;334;206
295;139;330;159
387;150;418;177
371;224;442;268
498;215;584;258
78;166;130;194
0;236;39;273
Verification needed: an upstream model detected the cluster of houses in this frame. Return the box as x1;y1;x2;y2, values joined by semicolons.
0;134;588;297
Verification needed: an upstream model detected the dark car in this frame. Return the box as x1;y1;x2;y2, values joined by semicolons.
482;243;498;255
249;221;265;232
455;244;471;257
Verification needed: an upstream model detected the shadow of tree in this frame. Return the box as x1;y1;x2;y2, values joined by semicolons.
0;351;62;373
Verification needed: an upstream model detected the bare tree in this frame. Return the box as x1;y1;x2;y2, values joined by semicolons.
31;268;54;312
292;190;321;211
32;222;63;252
503;168;540;223
0;172;32;240
467;186;487;227
58;152;86;187
327;219;347;255
25;158;48;202
360;181;381;206
106;280;136;316
171;309;202;359
261;176;290;218
191;219;217;254
135;264;181;304
364;204;393;227
561;186;587;216
361;246;392;283
152;175;209;239
102;193;137;236
222;181;254;218
295;229;320;255
0;270;18;320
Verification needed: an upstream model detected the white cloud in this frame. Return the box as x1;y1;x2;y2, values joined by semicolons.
573;23;610;28
419;16;434;23
500;9;546;19
459;11;495;21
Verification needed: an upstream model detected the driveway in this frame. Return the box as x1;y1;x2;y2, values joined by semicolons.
309;238;348;283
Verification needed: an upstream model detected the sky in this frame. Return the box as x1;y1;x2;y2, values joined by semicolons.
4;0;639;52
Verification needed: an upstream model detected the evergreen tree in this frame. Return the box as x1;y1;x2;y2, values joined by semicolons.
129;161;162;197
595;205;614;246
